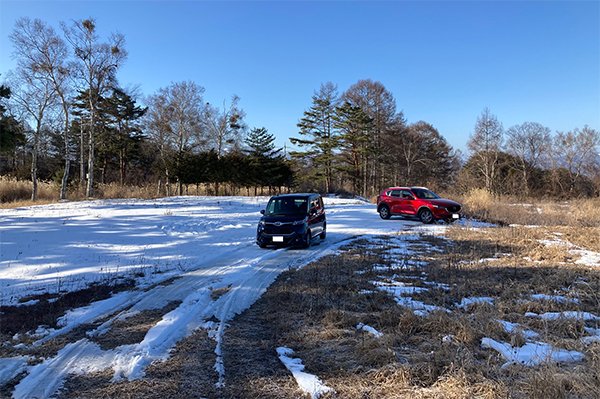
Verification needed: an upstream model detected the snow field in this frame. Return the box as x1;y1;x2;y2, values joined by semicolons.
1;196;432;397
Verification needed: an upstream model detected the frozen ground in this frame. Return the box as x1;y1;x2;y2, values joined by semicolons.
0;195;433;397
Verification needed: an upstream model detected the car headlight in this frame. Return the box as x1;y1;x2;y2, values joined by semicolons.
293;217;308;225
432;205;445;210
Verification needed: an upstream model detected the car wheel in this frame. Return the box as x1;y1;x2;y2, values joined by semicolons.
301;230;311;248
378;205;391;219
419;208;434;224
319;226;326;240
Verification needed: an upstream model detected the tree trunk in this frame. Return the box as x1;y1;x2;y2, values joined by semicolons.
31;146;38;201
86;129;95;197
165;169;171;196
31;121;41;201
59;105;70;201
120;148;125;186
80;121;85;188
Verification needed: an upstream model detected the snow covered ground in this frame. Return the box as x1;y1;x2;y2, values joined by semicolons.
1;195;433;397
0;196;425;305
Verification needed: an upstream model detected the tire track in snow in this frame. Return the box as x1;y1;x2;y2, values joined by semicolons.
12;238;353;398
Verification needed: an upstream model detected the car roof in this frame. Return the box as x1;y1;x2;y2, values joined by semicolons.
383;187;429;191
270;193;318;199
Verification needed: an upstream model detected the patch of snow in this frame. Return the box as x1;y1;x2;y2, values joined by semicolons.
481;338;583;367
538;238;600;267
422;281;451;290
356;323;383;338
372;280;428;296
455;218;496;228
456;296;495;309
34;291;138;346
525;311;599;321
582;327;600;345
358;289;377;295
571;249;600;267
442;335;454;344
0;356;30;386
276;347;333;399
496;319;539;339
530;294;580;304
394;296;450;316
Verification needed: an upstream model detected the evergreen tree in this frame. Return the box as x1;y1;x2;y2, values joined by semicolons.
101;88;147;184
245;127;285;194
334;101;373;194
290;82;339;193
0;85;25;158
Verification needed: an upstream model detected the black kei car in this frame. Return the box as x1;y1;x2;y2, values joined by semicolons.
256;193;326;248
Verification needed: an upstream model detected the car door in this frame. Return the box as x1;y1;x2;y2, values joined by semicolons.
308;196;324;236
398;189;417;215
388;190;403;213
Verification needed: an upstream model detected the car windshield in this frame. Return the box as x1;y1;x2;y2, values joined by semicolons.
265;197;308;216
411;188;440;199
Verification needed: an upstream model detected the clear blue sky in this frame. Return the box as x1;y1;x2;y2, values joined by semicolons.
1;0;599;153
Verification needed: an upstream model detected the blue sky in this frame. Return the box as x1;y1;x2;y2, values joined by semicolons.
1;0;598;153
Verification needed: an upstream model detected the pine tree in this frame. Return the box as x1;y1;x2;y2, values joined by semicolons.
290;82;339;193
334;101;373;194
245;127;284;194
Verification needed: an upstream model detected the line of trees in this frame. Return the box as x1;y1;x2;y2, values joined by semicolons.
290;80;459;196
0;17;294;199
1;17;599;201
462;108;600;197
290;82;600;198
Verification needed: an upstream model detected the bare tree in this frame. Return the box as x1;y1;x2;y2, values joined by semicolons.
145;81;206;196
505;121;551;196
467;108;503;193
5;71;56;200
204;95;246;157
11;18;73;200
553;126;600;194
203;95;245;194
63;18;126;197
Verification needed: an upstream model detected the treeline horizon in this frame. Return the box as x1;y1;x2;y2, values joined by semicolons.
1;17;599;202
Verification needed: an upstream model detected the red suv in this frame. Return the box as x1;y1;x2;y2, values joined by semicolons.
376;187;461;224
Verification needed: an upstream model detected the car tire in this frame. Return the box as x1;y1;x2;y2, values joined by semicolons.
419;208;434;224
319;226;326;240
378;205;391;219
301;230;311;248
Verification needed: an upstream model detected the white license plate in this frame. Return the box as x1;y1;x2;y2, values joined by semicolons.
452;214;460;219
272;236;284;242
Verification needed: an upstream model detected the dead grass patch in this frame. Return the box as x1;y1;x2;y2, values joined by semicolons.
61;329;220;399
0;280;134;338
216;227;600;398
456;189;600;228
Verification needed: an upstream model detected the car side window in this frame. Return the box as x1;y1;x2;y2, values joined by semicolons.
400;190;414;199
389;190;401;197
310;197;320;213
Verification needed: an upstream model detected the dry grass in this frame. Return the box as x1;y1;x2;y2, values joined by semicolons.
214;227;600;398
0;177;271;208
0;176;57;204
455;188;600;227
61;329;220;399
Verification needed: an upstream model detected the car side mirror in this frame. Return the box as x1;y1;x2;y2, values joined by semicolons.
260;209;265;215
